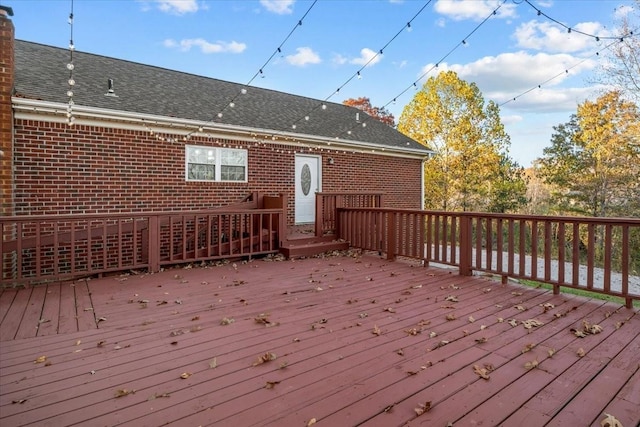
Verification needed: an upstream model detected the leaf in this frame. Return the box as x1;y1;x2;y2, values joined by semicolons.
252;352;277;366
433;340;449;349
468;315;475;323
446;313;456;321
541;302;555;312
115;388;135;397
405;328;420;336
209;358;217;369
572;328;587;338
523;319;544;329
384;307;396;313
514;305;526;311
75;340;82;346
396;348;405;356
372;325;382;336
414;401;432;416
265;380;281;389
307;418;317;426
547;348;556;357
473;364;490;380
508;319;518;327
34;356;47;364
220;317;235;325
588;324;603;334
521;343;535;354
429;331;437;338
445;295;459;302
148;392;170;400
180;372;192;379
12;399;27;404
475;337;488;344
524;359;538;370
577;348;585;357
600;413;623;427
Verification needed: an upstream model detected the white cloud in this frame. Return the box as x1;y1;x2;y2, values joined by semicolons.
501;114;523;125
514;20;611;53
434;0;517;21
260;0;295;14
424;51;596;93
614;5;634;19
164;38;246;54
155;0;199;14
332;53;348;65
350;48;382;66
285;47;321;66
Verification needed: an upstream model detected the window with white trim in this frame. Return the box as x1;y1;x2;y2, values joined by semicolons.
185;145;247;182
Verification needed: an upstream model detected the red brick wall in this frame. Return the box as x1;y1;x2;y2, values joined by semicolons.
0;15;14;217
12;119;423;223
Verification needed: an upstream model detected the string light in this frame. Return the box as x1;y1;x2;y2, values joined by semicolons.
66;0;75;127
499;37;628;107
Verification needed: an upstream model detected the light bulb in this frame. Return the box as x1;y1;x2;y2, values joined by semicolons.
67;63;74;70
69;43;75;50
68;78;75;86
241;88;247;95
305;116;309;121
292;124;297;129
229;102;235;108
322;104;327;110
67;90;74;97
217;112;223;118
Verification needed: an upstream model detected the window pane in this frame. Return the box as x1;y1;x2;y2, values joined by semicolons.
221;165;245;181
187;146;215;164
188;163;215;180
221;149;246;165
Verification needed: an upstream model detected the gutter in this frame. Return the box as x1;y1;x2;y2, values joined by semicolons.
13;98;432;159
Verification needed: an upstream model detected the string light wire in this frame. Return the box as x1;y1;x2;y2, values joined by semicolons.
66;0;75;126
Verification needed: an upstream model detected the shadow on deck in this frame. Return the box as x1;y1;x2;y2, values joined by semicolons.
1;253;638;426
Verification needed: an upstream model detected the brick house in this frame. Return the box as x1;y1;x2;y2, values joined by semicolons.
1;10;430;227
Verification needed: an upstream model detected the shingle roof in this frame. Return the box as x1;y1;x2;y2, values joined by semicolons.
14;40;429;154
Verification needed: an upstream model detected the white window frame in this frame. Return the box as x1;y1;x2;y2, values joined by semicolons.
185;145;248;182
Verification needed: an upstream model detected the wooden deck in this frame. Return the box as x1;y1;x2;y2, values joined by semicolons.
1;252;638;426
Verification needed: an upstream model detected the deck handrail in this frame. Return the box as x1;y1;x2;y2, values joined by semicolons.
1;206;284;287
316;192;384;237
337;207;640;308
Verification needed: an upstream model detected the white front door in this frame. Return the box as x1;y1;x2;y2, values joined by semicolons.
295;155;321;224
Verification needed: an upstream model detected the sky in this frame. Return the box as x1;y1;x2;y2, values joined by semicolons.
5;0;637;167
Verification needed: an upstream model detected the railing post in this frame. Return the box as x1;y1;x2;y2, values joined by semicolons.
459;215;472;276
386;211;396;261
315;193;322;237
148;214;160;273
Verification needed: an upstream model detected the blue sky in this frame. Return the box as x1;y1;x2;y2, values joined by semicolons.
7;0;637;166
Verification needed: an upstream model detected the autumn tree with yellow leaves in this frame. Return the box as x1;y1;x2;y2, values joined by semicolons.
537;90;640;218
398;71;527;212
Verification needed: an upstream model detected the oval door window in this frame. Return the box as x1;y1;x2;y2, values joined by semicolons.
301;163;312;196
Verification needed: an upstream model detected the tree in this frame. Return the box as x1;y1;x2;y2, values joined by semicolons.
537;90;640;217
397;70;527;212
342;97;395;127
594;1;640;104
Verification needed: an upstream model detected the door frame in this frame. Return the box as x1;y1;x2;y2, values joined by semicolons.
294;154;322;224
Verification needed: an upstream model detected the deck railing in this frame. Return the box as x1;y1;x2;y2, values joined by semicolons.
1;208;282;287
338;208;640;308
315;192;383;237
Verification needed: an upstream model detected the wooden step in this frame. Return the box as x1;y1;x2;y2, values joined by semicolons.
280;236;349;259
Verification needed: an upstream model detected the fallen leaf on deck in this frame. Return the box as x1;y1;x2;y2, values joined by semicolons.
521;343;536;354
446;314;456;321
512;291;523;296
12;399;27;404
396;348;404;356
265;380;281;389
497;317;504;323
541;303;555;312
170;341;178;345
157;300;168;306
548;348;556;357
97;317;107;323
191;316;200;321
405;328;420;336
468;316;475;323
384;307;396;313
372;325;382;336
433;340;449;349
383;404;394;413
572;329;587;338
483;288;492;293
180;372;192;379
600;413;623;427
34;356;47;364
75;340;81;346
429;331;437;338
189;326;202;333
514;305;526;311
524;359;538;370
523;319;544;329
307;418;317;426
508;319;518;327
279;361;289;369
418;319;431;327
115;388;135;397
445;295;459;302
148;392;170;400
209;358;217;369
253;352;277;366
473;364;491;380
480;325;487;330
577;348;585;357
220;317;235;325
475;337;487;344
414;401;432;416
